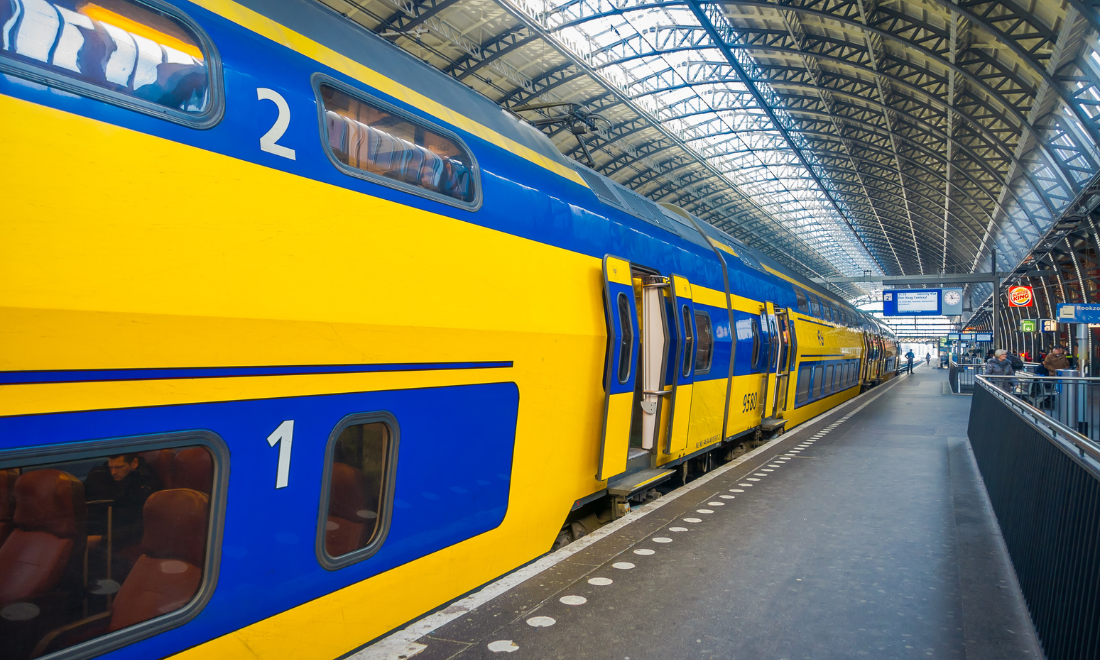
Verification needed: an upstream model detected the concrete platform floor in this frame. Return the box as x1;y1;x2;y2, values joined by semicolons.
358;365;1042;660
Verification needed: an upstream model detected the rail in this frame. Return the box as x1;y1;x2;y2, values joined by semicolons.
983;373;1100;444
968;376;1100;659
948;360;981;394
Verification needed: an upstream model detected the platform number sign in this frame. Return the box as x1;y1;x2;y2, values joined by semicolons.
257;88;296;160
267;420;294;489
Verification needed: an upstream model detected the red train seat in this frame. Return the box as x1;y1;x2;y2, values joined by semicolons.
137;449;175;489
107;489;208;632
170;448;213;495
325;463;375;557
0;468;18;547
0;470;85;604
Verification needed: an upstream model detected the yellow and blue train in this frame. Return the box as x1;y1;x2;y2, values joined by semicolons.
0;0;899;658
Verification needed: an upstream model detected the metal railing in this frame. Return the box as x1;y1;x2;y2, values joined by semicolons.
949;360;981;394
968;377;1100;660
983;373;1100;442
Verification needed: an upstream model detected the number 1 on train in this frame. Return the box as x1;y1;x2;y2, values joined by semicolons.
267;420;294;489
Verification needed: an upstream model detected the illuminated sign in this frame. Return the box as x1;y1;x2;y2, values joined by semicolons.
1020;319;1037;333
975;332;993;341
882;289;941;316
1057;304;1100;323
1041;319;1058;332
1007;285;1034;307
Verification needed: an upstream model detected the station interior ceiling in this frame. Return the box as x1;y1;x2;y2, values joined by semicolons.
318;0;1100;343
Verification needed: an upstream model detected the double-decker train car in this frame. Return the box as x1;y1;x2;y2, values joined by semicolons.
0;1;898;658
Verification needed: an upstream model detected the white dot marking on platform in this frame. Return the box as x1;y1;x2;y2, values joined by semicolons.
738;483;753;487
684;517;702;523
560;595;587;605
588;577;613;586
613;562;635;570
488;640;519;653
669;527;689;532
697;509;714;514
527;616;555;628
633;549;655;556
653;536;673;543
761;469;774;472
768;464;782;468
746;478;760;482
730;488;744;492
720;495;735;499
707;501;724;506
754;473;768;476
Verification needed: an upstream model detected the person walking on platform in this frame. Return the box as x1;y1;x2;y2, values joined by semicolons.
1043;346;1070;373
986;349;1016;392
925;352;931;366
905;349;915;374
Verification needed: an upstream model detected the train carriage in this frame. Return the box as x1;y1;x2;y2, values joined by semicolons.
0;1;898;659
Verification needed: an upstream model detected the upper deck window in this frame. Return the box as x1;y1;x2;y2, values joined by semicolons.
318;80;478;208
0;0;219;125
794;288;809;314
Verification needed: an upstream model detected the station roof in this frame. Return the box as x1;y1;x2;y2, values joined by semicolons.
317;0;1100;302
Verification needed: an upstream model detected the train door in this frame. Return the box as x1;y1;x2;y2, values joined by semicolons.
596;256;640;480
664;275;697;455
638;273;672;453
767;307;793;418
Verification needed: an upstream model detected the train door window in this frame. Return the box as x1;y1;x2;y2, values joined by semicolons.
694;311;713;374
318;415;397;569
0;0;221;126
317;78;479;208
680;306;694;377
0;434;224;659
796;365;811;405
794;288;809;314
750;316;761;369
813;365;825;399
616;293;634;384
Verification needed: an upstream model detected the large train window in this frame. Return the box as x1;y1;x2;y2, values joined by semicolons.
0;433;224;660
0;0;221;127
694;311;713;374
316;78;479;209
794;288;809;314
796;365;811;405
809;295;821;318
318;414;398;570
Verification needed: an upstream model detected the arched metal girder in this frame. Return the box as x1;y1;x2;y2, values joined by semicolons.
530;0;1100;275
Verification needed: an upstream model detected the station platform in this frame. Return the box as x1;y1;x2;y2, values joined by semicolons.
360;366;1042;660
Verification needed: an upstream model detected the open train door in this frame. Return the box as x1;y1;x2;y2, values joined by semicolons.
766;306;793;421
596;256;640;481
663;275;697;455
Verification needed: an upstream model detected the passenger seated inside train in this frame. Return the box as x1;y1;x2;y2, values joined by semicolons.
0;444;213;660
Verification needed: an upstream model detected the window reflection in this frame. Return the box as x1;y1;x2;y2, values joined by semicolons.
0;0;210;113
325;421;391;559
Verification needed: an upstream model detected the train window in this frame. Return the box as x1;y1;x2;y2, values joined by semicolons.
681;305;694;378
796;365;811;404
825;365;834;394
617;293;634;384
794;288;809;314
809;295;821;318
813;365;825;398
0;0;221;126
0;433;223;659
318;414;397;569
694;311;713;374
317;79;479;208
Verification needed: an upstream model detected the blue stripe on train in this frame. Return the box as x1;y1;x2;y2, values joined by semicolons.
0;382;519;660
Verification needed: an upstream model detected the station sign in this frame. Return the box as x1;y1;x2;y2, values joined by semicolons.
947;332;961;340
1020;319;1037;333
1007;285;1034;307
961;333;977;340
975;332;993;341
883;289;941;316
1057;304;1100;324
1041;319;1058;332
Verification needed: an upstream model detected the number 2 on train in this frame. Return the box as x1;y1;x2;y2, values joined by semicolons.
267;419;294;489
257;88;296;160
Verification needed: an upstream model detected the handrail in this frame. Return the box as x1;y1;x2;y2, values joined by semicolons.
976;375;1100;477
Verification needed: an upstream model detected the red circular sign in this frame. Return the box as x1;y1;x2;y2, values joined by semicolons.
1008;286;1033;307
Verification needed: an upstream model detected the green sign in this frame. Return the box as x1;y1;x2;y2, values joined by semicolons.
1021;319;1037;333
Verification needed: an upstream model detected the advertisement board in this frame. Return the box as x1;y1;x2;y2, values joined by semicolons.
1007;285;1034;307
